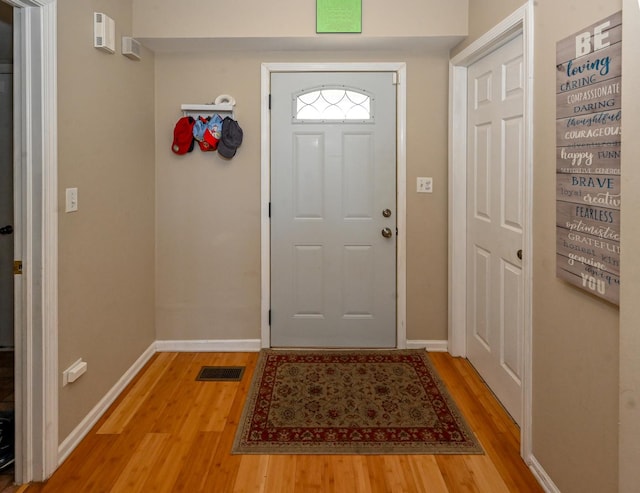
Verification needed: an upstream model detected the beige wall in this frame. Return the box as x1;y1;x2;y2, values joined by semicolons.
453;0;624;493
57;0;156;440
456;0;622;491
133;0;468;39
54;0;466;448
155;49;452;343
451;0;523;55
619;0;640;490
531;2;620;492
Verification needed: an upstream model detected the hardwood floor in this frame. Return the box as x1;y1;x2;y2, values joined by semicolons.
24;352;544;492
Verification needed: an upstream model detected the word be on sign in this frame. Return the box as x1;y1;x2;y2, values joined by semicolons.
575;20;612;56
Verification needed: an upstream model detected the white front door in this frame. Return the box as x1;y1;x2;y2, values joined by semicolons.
270;71;397;348
466;34;525;425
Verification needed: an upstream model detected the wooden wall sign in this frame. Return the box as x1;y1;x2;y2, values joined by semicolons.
556;11;622;305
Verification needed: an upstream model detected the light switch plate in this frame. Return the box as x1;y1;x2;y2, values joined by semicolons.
417;177;433;193
65;187;78;212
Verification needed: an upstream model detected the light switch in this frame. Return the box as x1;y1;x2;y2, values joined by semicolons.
65;187;78;212
417;177;433;193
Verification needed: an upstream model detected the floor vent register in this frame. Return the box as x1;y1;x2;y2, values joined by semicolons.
196;366;245;382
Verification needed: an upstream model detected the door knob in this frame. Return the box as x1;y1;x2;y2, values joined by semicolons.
381;227;393;238
0;225;13;235
517;249;523;260
382;209;392;218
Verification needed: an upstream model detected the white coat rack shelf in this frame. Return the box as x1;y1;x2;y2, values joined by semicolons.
181;95;236;119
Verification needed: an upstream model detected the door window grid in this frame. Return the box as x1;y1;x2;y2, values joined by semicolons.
294;87;372;122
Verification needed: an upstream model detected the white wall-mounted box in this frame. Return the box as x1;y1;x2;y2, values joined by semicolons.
63;359;88;386
122;36;141;61
94;12;115;54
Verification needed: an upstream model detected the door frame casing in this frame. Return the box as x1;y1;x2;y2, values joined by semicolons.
448;3;533;458
5;0;58;483
261;62;407;349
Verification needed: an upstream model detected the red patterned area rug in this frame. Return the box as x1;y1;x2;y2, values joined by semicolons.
232;350;483;455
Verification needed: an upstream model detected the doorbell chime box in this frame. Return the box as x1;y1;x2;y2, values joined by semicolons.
94;12;116;54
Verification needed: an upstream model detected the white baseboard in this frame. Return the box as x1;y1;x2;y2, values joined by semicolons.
57;342;157;465
406;339;449;352
528;454;561;493
155;339;262;352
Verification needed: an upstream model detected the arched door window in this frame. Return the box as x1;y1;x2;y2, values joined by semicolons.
293;86;373;123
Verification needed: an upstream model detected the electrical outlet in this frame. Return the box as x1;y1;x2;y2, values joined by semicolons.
417;177;433;193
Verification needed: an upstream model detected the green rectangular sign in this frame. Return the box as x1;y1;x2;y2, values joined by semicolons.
317;0;362;33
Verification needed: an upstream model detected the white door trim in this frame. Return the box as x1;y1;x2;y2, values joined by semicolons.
8;0;58;482
261;62;407;349
448;3;533;459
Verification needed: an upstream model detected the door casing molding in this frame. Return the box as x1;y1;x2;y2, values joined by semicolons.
7;0;58;483
448;3;534;460
261;62;407;349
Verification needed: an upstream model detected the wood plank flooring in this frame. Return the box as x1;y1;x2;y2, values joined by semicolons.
24;352;544;492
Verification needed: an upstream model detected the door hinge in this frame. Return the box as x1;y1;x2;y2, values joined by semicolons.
268;309;271;325
268;94;271;110
268;202;271;218
13;260;22;275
